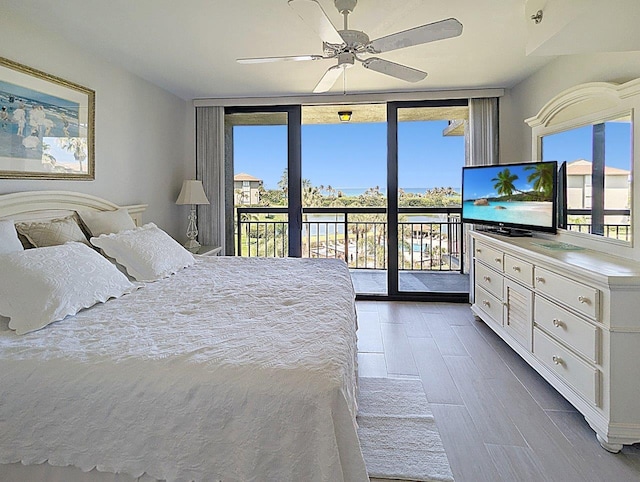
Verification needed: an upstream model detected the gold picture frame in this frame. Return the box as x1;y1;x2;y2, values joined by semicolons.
0;57;95;180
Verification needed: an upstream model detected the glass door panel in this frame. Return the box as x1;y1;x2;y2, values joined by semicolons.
225;109;301;257
392;103;469;297
301;104;387;295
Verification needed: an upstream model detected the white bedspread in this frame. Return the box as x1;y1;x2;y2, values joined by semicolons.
0;257;367;482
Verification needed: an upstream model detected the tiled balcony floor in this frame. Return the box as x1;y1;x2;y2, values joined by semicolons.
350;269;469;295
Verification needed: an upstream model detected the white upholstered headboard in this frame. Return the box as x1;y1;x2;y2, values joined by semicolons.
0;191;147;225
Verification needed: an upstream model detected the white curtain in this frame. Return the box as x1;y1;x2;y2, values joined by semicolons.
196;106;225;252
468;98;499;166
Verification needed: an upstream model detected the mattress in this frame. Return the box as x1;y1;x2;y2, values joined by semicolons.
0;256;366;482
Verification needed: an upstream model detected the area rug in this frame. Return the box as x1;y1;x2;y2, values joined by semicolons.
357;377;454;482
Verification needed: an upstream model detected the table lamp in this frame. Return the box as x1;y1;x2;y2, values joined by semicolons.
176;180;210;252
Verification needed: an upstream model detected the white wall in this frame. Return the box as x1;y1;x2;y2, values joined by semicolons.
0;10;193;239
501;51;640;163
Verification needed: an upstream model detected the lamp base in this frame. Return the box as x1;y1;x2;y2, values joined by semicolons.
184;239;201;253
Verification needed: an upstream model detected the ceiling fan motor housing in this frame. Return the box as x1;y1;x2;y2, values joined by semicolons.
338;30;369;50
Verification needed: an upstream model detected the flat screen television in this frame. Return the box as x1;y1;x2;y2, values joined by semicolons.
461;161;558;235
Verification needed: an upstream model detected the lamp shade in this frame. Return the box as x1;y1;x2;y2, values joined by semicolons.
176;180;210;205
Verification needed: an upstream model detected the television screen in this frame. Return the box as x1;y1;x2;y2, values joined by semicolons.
461;161;558;234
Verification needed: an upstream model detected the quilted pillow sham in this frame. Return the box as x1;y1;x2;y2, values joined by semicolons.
0;242;137;335
15;215;90;248
78;208;136;237
90;223;195;282
0;219;24;254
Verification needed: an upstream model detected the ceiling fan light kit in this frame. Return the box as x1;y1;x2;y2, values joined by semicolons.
237;0;463;93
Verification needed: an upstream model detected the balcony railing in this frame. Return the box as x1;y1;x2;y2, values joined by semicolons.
236;206;463;272
566;208;631;242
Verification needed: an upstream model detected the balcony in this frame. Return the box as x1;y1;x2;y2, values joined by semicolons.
236;206;468;295
566;208;631;242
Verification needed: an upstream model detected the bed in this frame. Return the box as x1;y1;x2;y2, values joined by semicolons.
0;191;367;482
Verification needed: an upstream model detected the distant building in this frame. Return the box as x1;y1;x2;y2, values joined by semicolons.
234;173;263;205
566;159;630;210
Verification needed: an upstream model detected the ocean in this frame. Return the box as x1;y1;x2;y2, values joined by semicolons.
327;187;460;196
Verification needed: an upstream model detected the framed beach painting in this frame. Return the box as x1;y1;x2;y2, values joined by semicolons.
0;57;95;179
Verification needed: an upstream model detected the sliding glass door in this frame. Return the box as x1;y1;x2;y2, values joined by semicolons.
225;101;471;301
387;101;469;300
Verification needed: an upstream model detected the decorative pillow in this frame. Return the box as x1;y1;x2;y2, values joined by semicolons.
78;208;136;237
90;223;195;282
16;215;90;248
0;243;137;335
0;220;24;254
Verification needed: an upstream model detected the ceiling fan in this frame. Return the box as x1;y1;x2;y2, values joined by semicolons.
237;0;463;93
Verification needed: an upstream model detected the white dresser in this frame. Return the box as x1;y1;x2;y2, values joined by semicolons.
470;230;640;452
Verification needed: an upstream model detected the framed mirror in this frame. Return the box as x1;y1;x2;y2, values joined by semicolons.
527;80;640;253
541;114;632;242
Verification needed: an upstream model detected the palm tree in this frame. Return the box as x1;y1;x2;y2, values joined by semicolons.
57;137;87;172
491;168;519;197
524;163;554;197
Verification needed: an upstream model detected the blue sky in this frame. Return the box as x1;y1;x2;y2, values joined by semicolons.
233;120;465;190
542;121;631;170
233;118;632;191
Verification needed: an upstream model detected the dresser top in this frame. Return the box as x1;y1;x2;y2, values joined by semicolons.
471;231;640;285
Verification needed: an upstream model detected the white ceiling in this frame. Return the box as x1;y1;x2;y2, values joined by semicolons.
2;0;629;101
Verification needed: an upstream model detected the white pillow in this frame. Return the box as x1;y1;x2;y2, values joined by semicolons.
90;223;195;282
0;220;24;254
78;208;136;236
0;243;137;335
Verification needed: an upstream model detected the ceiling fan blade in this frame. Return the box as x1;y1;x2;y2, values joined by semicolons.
313;65;344;93
369;18;463;53
237;55;324;64
289;0;344;45
362;58;427;82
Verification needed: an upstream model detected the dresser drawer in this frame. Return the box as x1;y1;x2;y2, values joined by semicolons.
533;327;599;406
504;279;533;350
474;242;504;272
475;285;504;326
535;296;599;364
534;267;599;321
475;261;503;298
504;254;533;287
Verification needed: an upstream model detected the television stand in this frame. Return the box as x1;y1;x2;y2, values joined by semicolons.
470;230;640;452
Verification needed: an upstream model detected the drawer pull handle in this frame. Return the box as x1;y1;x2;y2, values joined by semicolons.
535;276;545;283
483;275;490;282
476;248;482;253
552;355;563;366
495;257;502;263
552;319;564;328
482;300;490;307
512;266;521;272
578;296;589;304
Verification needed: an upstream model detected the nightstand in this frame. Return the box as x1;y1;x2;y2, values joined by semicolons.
194;245;222;256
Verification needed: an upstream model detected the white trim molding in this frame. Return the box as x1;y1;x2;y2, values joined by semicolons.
525;79;640;129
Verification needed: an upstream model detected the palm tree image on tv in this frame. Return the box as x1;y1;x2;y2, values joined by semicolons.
524;162;554;198
491;168;519;197
463;162;556;228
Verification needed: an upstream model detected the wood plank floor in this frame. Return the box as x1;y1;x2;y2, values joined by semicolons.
356;300;640;482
